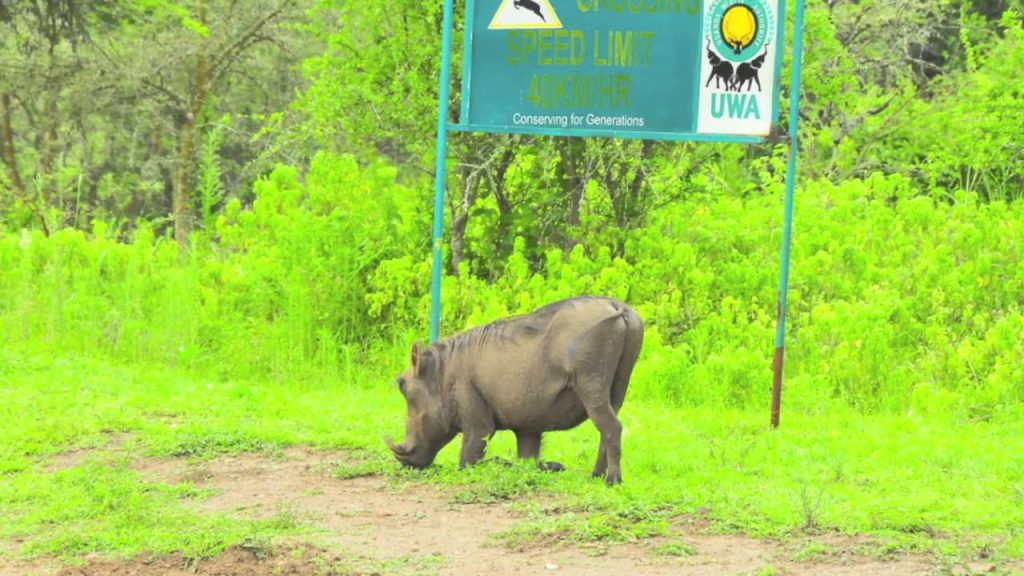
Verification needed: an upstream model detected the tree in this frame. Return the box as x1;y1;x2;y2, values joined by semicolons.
108;0;305;252
0;0;311;241
0;1;126;233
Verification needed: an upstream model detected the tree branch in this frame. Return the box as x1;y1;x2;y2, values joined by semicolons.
208;0;296;86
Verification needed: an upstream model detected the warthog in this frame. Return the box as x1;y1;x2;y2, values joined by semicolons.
385;296;643;485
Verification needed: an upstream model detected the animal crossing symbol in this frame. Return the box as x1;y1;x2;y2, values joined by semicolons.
488;0;562;30
515;0;545;21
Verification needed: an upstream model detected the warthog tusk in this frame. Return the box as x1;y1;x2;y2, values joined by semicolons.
383;435;408;456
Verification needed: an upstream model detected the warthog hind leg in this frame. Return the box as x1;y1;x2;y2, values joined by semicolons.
516;431;565;472
585;403;623;485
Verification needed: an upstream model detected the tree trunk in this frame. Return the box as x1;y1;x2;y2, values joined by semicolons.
491;146;515;259
173;0;209;257
450;209;467;276
2;92;50;235
173;117;196;253
557;139;586;249
613;139;653;229
40;90;60;208
449;164;478;277
40;49;62;208
0;93;25;197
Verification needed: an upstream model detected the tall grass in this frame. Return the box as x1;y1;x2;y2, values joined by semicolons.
1;155;1022;418
1;153;425;381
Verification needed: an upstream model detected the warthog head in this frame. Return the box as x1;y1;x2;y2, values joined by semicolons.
385;343;455;469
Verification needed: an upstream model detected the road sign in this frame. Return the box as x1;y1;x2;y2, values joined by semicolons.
454;0;786;141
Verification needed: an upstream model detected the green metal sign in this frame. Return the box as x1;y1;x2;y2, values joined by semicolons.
453;0;786;142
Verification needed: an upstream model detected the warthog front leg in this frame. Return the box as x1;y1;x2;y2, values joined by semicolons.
456;381;494;469
459;431;489;468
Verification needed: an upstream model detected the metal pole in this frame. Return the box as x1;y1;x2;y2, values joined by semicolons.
429;0;456;343
772;0;806;429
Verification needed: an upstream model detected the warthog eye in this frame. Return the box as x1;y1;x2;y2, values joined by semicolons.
397;377;406;394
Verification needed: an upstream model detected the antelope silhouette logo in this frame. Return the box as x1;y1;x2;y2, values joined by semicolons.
513;0;546;22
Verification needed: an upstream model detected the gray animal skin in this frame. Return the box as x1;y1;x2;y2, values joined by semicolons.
385;296;644;485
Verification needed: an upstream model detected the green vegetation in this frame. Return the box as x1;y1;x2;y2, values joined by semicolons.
2;346;1023;564
3;161;1022;417
1;0;1023;571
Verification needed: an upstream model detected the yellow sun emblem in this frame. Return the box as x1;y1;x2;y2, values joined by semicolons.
721;4;758;54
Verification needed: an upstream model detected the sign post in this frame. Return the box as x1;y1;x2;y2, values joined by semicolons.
429;0;457;343
772;0;806;429
428;0;806;426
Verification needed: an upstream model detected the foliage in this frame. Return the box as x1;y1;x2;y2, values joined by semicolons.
3;155;1023;418
294;0;451;168
882;11;1024;202
0;0;312;238
0;153;428;379
2;0;1020;263
197;116;228;234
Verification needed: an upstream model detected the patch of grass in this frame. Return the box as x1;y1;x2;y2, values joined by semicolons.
446;459;561;504
0;455;31;475
790;540;835;562
0;459;307;561
160;431;282;459
332;453;391;480
322;551;444;576
652;541;696;557
490;503;672;550
2;349;1024;566
488;517;566;550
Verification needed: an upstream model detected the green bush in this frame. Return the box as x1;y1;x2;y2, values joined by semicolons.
2;157;1021;419
1;152;428;379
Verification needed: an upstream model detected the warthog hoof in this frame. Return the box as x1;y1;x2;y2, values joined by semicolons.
538;461;565;472
484;457;514;467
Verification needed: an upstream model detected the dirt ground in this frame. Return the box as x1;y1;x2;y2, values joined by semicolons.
1;448;1010;576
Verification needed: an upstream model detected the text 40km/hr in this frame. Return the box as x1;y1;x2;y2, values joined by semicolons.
526;73;632;111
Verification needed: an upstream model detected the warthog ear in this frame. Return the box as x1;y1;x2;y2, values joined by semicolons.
411;342;423;370
411;342;436;378
414;347;439;380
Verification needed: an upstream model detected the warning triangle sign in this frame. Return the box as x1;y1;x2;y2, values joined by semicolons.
488;0;562;30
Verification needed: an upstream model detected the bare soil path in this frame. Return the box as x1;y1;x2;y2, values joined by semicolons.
1;449;1001;576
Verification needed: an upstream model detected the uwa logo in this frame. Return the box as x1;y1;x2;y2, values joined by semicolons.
697;0;779;134
704;0;774;91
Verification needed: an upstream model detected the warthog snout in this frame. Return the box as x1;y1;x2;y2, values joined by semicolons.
384;436;430;469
